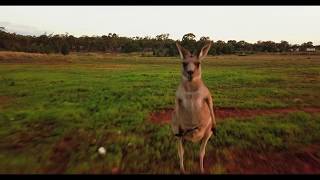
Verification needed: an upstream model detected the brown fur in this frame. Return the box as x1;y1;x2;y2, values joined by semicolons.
171;42;216;173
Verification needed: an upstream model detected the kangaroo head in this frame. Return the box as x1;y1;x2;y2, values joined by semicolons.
176;42;211;82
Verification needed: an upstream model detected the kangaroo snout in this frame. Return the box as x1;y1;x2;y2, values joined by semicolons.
187;70;193;81
187;70;194;75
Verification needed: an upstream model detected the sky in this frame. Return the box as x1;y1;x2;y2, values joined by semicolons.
0;6;320;45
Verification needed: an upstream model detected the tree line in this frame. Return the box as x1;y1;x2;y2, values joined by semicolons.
0;28;318;56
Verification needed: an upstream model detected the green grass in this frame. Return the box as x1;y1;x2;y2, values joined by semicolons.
0;52;320;173
213;112;320;151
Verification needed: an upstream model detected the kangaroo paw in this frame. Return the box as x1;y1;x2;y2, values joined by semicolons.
211;127;217;136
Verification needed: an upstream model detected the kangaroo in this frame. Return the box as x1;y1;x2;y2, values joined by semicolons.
171;42;216;174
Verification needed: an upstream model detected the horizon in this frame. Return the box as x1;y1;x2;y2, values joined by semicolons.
1;6;320;45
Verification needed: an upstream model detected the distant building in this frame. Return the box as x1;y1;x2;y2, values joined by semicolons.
306;47;316;52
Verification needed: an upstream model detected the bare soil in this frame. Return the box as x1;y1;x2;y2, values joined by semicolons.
149;107;320;124
205;144;320;174
0;95;13;108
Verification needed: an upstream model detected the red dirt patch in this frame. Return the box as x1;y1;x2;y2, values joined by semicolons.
43;133;81;173
0;95;13;108
2;121;55;150
205;144;320;174
42;129;96;174
149;107;320;124
149;108;174;124
214;107;320;120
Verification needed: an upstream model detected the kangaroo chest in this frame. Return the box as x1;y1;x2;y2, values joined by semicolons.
178;90;208;128
180;91;203;110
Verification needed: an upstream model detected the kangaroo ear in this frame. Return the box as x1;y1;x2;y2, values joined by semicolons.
176;42;191;60
197;42;212;60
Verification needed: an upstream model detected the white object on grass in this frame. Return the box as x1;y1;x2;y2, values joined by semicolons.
98;147;106;155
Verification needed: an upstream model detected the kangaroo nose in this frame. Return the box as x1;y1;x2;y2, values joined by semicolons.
187;71;194;75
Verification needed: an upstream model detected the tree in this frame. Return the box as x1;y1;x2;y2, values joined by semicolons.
223;43;234;54
182;33;196;41
254;41;277;52
300;41;313;51
277;40;290;52
196;36;211;53
61;42;70;55
0;28;311;56
226;40;237;53
214;40;226;55
181;33;197;53
156;33;169;41
198;36;210;44
237;40;251;52
122;40;141;53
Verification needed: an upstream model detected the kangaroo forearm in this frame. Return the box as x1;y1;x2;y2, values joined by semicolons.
205;97;216;127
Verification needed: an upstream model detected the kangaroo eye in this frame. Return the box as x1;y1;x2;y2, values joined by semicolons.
182;62;188;68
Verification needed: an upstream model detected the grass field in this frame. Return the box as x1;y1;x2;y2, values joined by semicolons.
0;51;320;174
